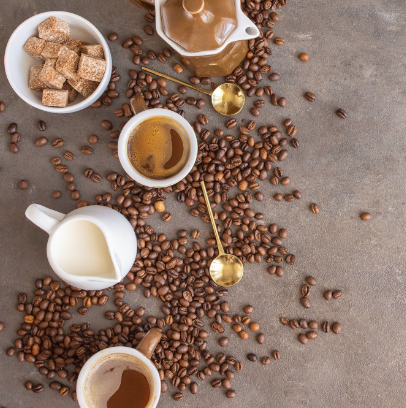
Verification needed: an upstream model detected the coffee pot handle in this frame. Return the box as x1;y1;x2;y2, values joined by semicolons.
25;204;65;234
136;328;162;359
130;95;149;115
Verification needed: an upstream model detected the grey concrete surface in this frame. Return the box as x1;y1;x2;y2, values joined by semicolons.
1;0;406;407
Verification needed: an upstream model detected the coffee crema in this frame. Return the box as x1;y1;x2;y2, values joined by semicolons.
84;354;152;408
127;116;190;180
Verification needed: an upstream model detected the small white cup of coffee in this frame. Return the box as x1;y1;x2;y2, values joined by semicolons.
118;95;198;188
76;328;162;408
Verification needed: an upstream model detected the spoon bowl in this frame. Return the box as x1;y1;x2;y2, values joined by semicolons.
210;253;244;287
211;83;245;116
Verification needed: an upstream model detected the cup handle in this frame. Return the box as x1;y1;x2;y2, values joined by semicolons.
136;328;162;359
130;95;149;115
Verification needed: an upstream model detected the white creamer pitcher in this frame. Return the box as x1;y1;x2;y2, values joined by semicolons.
25;204;137;290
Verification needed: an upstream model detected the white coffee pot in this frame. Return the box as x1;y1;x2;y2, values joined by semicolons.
25;204;137;290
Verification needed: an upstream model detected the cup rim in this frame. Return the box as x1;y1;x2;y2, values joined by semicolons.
4;11;112;114
118;109;198;188
76;346;161;408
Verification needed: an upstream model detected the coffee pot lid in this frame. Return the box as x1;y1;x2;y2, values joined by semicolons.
161;0;238;53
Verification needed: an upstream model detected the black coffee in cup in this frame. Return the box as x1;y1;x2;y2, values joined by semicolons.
84;353;152;408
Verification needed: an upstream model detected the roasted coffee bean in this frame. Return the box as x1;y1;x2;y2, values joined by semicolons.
53;191;61;199
324;290;333;300
225;118;237;129
299;319;308;329
301;297;311;309
301;285;310;298
261;356;271;365
219;337;229;347
298;334;308;344
8;123;18;134
52;138;64;148
244;305;254;314
173;392;183;401
10;142;19;153
91;173;102;183
25;381;33;390
108;32;118;41
274;37;284;45
256;333;265;344
56;164;68;173
247;353;257;362
0;101;5;112
307;331;318;340
305;276;317;286
144;25;154;35
102;120;112;130
271;350;280;360
0;322;5;332
35;137;48;147
11;132;21;143
305;92;316;102
226;389;236;398
33;384;44;393
336;108;347;119
332;290;343;299
63;151;75;160
38;120;46;131
239;330;249;340
59;386;69;396
88;134;99;144
311;203;320;214
322;322;330;333
289;319;299;330
274;193;283;201
269;73;280;81
173;63;184;73
6;347;15;356
308;321;318;329
196;99;205;109
81;146;93;155
18;180;28;190
332;322;342;334
299;53;309;61
361;212;371;221
162;212;172;222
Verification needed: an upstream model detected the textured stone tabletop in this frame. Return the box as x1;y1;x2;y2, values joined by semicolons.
1;0;406;407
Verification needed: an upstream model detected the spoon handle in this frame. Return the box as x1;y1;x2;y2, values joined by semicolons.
200;181;225;256
142;67;213;96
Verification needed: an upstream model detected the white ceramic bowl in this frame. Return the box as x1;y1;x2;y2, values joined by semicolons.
118;109;198;188
4;11;112;113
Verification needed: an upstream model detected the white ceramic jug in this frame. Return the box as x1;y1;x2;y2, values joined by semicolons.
25;204;137;290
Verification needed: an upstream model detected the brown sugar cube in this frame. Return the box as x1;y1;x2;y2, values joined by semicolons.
23;37;47;60
56;49;80;80
64;39;88;53
42;89;69;107
39;59;66;89
38;16;70;44
68;78;99;98
62;82;78;103
41;42;68;59
79;44;104;59
77;54;106;82
28;65;47;91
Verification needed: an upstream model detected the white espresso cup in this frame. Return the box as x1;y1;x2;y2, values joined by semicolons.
77;328;162;408
118;95;198;188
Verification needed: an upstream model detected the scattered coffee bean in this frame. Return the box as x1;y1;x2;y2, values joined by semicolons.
239;330;249;340
81;146;93;155
144;25;154;35
52;138;64;148
322;322;330;333
257;333;265;344
173;392;183;401
324;290;333;300
18;180;28;190
35;137;48;147
88;134;99;144
0;322;4;332
305;92;316;102
332;290;343;299
11;132;21;143
274;37;284;45
301;285;310;297
154;200;165;213
299;53;309;61
7;123;18;134
0;101;5;112
305;276;317;286
226;389;236;398
162;212;172;222
108;32;118;41
52;191;61;199
244;305;254;314
361;212;371;221
299;319;308;329
336;108;347;119
33;384;44;393
311;203;320;214
25;381;33;390
247;353;257;362
102;120;112;130
307;331;318;340
271;350;281;360
332;322;342;334
219;337;229;347
298;334;308;344
10;142;19;153
37;120;46;131
173;63;183;73
301;297;311;309
308;321;318;330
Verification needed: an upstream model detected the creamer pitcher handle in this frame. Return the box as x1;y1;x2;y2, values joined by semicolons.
25;204;65;234
130;95;149;115
136;328;162;359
